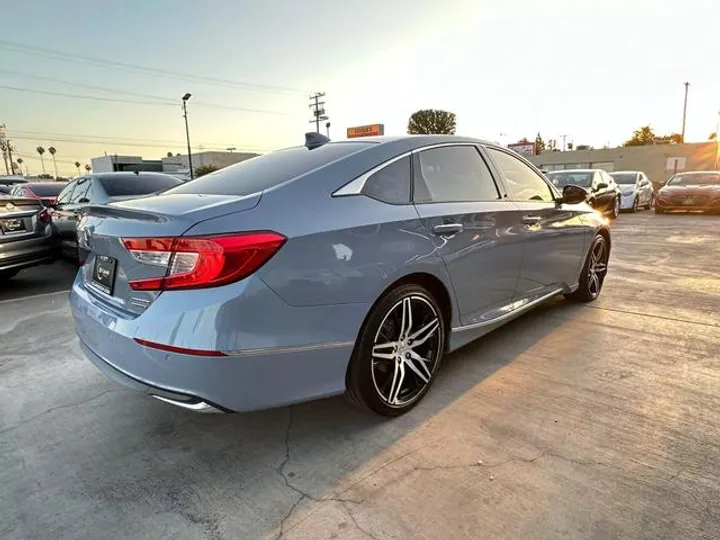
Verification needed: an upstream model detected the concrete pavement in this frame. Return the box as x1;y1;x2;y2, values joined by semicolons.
1;212;719;540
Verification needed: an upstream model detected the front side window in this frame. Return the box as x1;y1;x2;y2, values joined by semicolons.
361;156;411;204
487;148;555;202
413;145;499;203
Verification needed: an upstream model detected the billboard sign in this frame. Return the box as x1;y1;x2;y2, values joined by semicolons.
507;142;536;157
347;124;384;138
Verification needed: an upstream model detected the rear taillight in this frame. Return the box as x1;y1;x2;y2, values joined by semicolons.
122;232;286;291
38;209;52;224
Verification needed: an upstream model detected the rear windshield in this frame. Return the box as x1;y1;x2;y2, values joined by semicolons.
99;174;182;196
165;142;373;196
29;183;66;196
610;173;637;184
547;171;593;188
667;173;720;186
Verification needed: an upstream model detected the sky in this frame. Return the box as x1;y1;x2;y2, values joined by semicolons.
1;0;719;176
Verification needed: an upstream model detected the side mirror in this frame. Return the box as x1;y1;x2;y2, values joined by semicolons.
561;184;589;205
77;198;90;204
596;182;608;191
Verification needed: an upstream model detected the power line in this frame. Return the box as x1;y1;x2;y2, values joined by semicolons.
309;92;328;133
8;128;266;149
0;39;307;95
0;83;291;115
10;135;270;152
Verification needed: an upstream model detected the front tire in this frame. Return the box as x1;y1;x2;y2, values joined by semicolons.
346;284;445;417
609;197;620;219
630;196;638;213
566;234;609;303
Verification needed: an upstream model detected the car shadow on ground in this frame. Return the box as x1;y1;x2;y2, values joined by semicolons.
37;297;576;539
0;259;78;302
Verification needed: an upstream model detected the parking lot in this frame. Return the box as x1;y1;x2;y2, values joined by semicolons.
1;212;719;540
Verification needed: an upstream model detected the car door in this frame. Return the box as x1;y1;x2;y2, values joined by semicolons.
639;173;652;205
51;179;78;237
484;146;589;301
589;172;611;212
54;177;94;248
412;144;523;326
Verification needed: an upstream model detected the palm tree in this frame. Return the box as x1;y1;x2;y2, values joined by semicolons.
36;146;46;174
84;164;91;173
74;161;81;176
48;146;58;179
16;157;23;176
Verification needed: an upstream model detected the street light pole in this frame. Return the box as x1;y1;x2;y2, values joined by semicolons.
182;93;194;180
681;82;690;143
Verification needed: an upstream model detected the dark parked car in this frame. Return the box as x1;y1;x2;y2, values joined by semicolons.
546;169;621;218
0;196;58;280
70;134;611;416
52;172;183;259
655;171;720;214
10;181;67;206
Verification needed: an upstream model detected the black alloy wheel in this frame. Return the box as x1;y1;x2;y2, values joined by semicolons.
566;234;609;303
346;284;445;416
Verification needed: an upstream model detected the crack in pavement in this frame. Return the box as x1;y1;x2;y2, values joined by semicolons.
340;500;382;540
0;389;123;435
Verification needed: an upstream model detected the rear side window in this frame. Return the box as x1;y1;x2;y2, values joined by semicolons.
56;180;77;204
361;156;411;204
414;146;499;203
70;180;92;203
166;143;373;196
100;174;182;197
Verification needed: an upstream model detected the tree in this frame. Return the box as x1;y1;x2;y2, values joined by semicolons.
624;125;682;146
16;157;23;173
74;161;81;175
194;164;219;177
709;132;717;141
407;109;456;135
48;146;58;179
84;164;91;173
38;173;54;179
535;133;545;155
167;152;173;158
36;146;46;174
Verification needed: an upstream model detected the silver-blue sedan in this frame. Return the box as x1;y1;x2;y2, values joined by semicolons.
70;134;610;416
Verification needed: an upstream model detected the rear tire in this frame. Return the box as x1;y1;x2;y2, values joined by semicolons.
655;207;665;214
566;234;609;303
346;284;445;417
609;197;620;219
0;269;20;281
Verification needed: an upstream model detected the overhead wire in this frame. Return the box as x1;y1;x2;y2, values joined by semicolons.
0;39;307;95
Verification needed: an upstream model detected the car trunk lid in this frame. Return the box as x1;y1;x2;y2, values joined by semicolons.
78;192;262;315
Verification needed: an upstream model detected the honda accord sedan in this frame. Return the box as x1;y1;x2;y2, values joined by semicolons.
655;171;720;214
71;134;611;416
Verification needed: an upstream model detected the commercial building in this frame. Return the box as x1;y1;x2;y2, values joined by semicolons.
528;142;718;186
90;150;260;177
161;151;259;175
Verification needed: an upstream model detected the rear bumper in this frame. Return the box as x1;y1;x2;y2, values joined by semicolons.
0;228;58;272
70;274;366;412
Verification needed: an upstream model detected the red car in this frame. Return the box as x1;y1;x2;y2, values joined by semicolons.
655;171;720;214
10;182;67;206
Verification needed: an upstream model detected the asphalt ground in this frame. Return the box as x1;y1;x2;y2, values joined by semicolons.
1;210;719;540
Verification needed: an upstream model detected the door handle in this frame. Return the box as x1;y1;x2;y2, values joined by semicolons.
522;215;542;225
432;223;464;236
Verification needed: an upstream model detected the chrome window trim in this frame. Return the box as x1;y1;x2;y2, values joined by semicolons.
410;142;480;154
332;151;412;197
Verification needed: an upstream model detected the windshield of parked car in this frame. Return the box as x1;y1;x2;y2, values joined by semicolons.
164;142;373;196
28;183;66;196
99;174;183;196
610;173;638;184
666;173;720;186
546;171;593;188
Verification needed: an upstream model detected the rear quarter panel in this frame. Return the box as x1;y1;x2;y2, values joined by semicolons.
183;182;458;324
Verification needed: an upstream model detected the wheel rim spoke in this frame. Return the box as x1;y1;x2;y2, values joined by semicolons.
387;361;405;404
400;297;412;339
407;350;432;382
408;318;439;347
590;272;600;294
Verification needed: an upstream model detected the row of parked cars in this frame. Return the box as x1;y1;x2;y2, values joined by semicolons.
0;172;183;280
542;168;720;217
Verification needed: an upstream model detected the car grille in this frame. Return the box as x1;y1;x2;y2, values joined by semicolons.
670;195;709;205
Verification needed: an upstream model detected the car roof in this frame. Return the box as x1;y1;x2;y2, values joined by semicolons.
91;172;181;181
610;171;641;174
21;181;68;188
671;170;720;175
547;169;598;173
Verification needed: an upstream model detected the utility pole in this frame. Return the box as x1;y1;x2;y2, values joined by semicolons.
6;140;14;174
560;134;570;151
309;92;328;133
681;81;690;143
182;93;194;180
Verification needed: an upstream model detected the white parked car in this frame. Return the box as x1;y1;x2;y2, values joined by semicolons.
610;171;654;212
